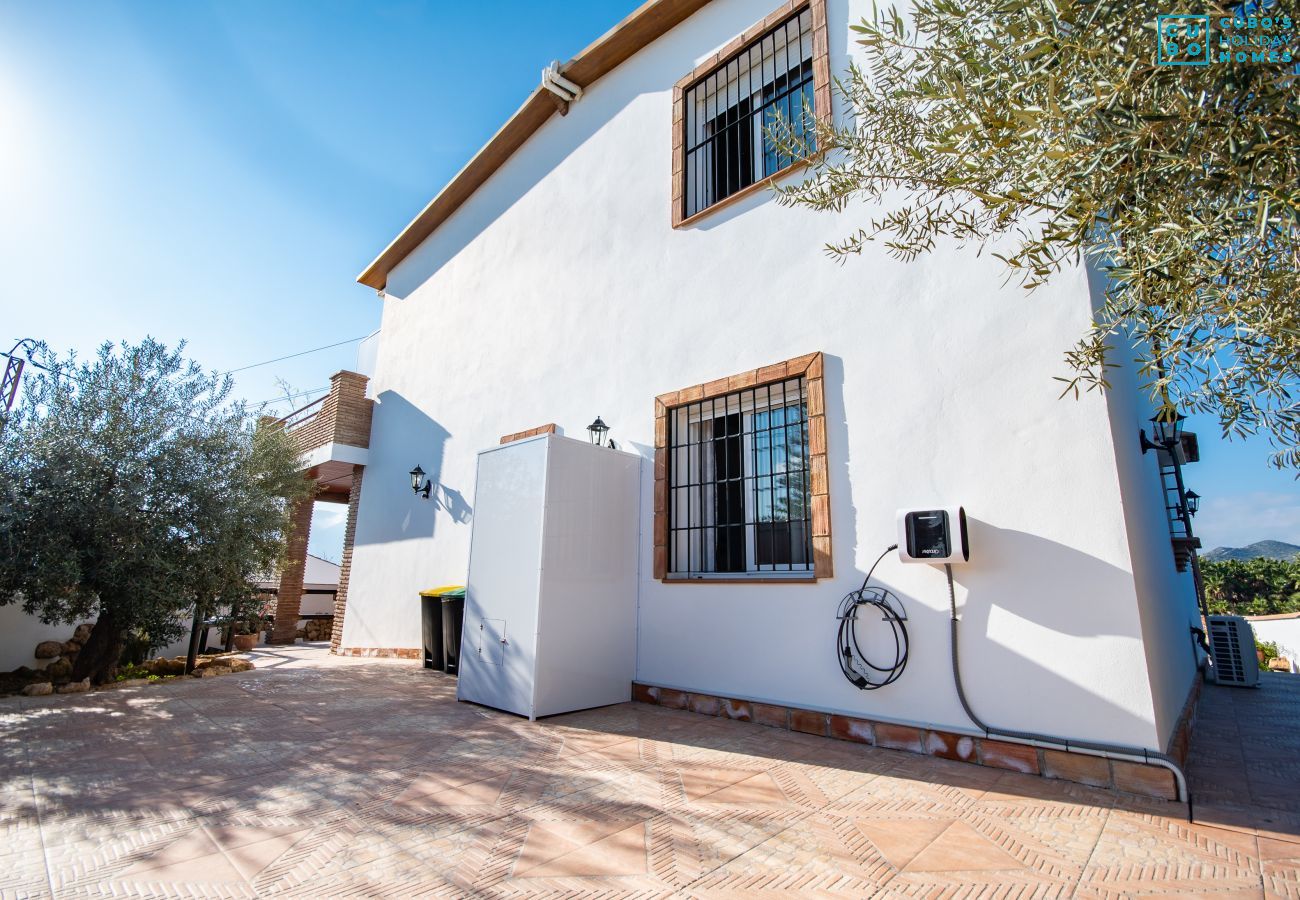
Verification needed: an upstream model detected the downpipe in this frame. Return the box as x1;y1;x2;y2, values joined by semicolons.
944;564;1192;816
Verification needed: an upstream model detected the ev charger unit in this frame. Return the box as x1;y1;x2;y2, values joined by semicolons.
897;506;969;564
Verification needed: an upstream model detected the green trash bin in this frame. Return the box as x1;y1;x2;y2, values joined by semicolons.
418;588;448;670
439;587;466;676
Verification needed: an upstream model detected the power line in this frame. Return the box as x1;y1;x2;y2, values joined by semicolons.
253;386;329;408
0;351;89;386
3;350;327;420
221;335;371;376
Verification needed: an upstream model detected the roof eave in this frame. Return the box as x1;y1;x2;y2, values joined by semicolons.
357;0;714;292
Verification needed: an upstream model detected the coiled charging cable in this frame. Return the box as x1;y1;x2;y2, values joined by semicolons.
836;544;909;690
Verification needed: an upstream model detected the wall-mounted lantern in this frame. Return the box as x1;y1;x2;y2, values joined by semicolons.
587;416;610;447
1140;410;1186;454
409;465;432;499
1185;489;1200;517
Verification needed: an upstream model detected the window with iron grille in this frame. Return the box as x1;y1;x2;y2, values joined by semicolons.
681;8;817;220
666;377;812;578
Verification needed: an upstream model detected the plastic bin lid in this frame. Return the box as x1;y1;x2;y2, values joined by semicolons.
419;584;465;598
439;587;466;600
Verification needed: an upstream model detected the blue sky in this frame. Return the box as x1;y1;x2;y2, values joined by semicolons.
1;0;1295;561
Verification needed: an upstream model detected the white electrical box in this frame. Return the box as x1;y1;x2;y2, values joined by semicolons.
457;434;641;719
897;506;970;564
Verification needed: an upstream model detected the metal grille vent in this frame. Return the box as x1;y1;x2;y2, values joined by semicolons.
1208;615;1258;687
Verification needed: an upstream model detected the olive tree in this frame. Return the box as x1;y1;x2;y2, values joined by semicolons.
0;339;310;683
775;0;1300;467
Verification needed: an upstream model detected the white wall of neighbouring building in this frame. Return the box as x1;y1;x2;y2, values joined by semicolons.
0;602;84;672
0;603;196;671
1249;614;1300;673
341;0;1200;750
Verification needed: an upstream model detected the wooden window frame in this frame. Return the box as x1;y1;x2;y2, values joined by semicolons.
653;352;830;582
671;0;831;228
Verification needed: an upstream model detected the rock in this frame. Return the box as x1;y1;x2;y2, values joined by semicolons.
12;666;33;677
114;678;151;688
1268;657;1292;672
34;641;63;659
73;624;93;643
225;658;254;673
148;658;187;677
21;682;53;696
194;666;232;678
45;658;72;680
62;640;82;656
56;678;90;694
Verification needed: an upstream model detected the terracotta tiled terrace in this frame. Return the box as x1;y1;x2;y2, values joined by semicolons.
2;644;1298;898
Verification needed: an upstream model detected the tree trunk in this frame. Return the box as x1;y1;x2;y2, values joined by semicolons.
185;601;205;675
70;610;125;685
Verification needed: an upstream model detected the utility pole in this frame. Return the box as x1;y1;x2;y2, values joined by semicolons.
2;339;38;418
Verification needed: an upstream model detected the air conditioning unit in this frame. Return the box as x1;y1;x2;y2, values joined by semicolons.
1207;615;1260;687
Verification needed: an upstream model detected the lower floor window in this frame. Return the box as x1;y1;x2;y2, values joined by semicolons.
667;377;811;578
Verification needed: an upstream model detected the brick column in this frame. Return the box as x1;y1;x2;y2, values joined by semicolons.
330;465;364;653
269;490;315;645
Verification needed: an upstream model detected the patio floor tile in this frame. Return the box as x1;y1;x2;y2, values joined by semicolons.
2;643;1297;897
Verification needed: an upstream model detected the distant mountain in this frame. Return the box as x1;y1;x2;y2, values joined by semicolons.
1203;540;1300;563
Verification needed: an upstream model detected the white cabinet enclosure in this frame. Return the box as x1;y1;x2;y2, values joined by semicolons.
457;433;641;719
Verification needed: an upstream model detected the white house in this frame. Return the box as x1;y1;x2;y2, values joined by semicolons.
322;0;1205;796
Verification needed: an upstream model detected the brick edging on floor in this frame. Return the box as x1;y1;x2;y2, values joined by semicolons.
632;682;1179;801
335;647;421;659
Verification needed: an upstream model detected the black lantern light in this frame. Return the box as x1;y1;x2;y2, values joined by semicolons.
1185;489;1200;517
587;416;610;447
409;465;432;499
1150;410;1186;446
1140;409;1187;455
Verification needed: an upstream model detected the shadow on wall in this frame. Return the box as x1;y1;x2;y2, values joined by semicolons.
385;60;650;297
435;484;473;525
353;390;471;547
961;519;1142;640
384;1;860;298
821;354;859;573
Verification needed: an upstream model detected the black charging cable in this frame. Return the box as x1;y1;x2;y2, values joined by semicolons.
836;544;909;690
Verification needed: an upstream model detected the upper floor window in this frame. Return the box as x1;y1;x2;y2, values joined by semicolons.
672;2;829;226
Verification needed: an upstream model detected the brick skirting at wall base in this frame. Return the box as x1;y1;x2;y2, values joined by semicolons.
335;647;421;660
1165;674;1202;766
632;682;1181;801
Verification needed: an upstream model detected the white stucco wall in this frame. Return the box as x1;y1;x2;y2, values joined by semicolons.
0;603;81;671
1249;615;1300;672
1098;325;1203;748
342;0;1194;749
0;604;202;671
